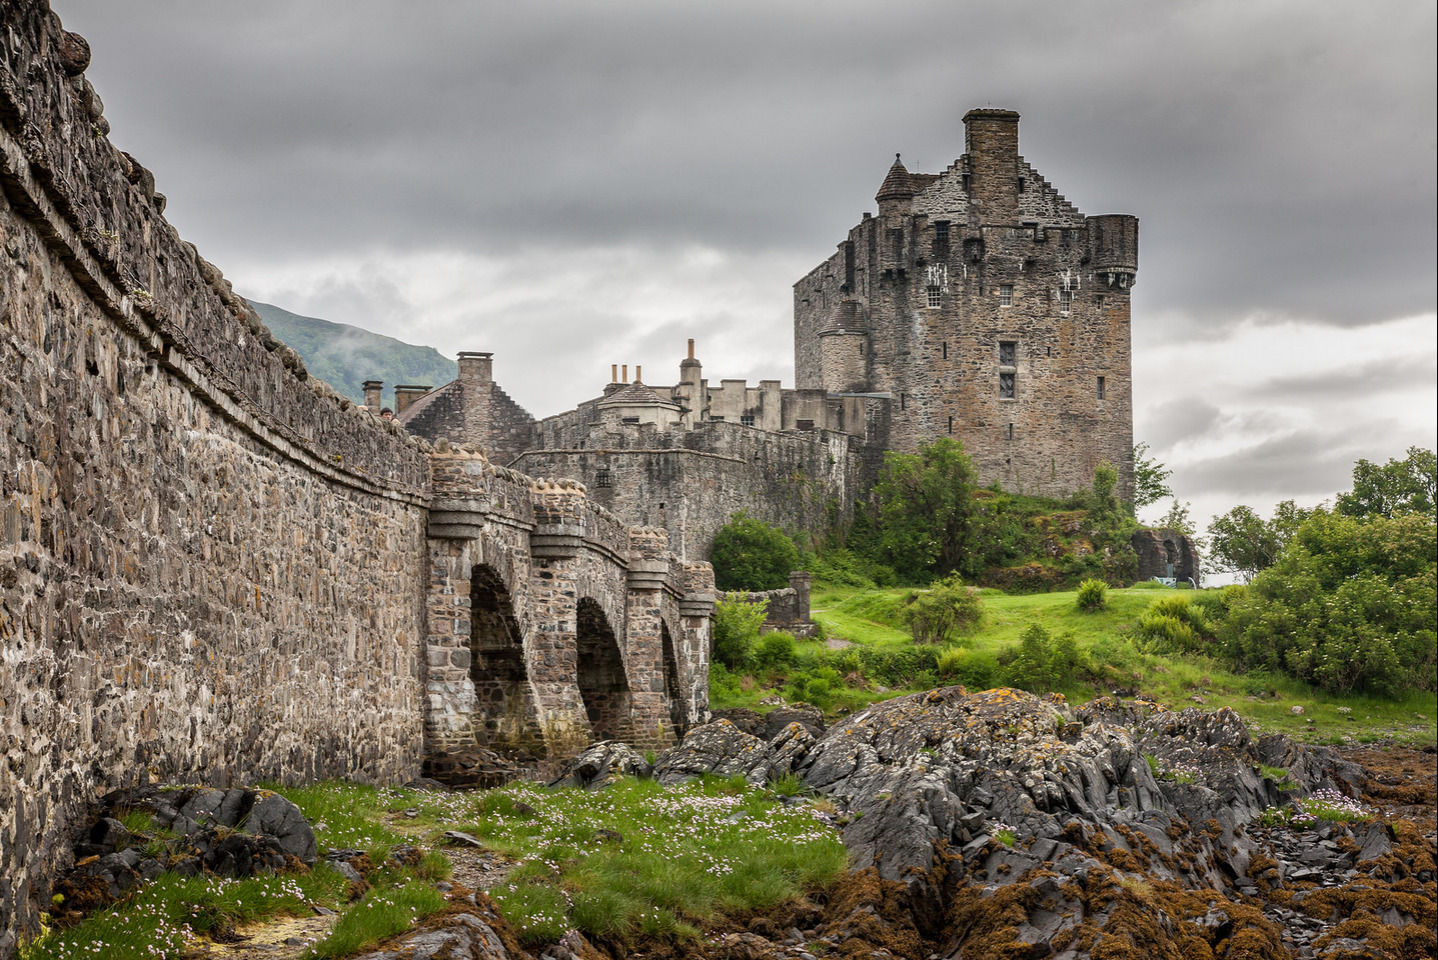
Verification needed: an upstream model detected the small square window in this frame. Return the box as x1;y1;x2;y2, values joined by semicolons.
926;285;942;308
999;341;1016;365
595;469;612;488
740;415;755;426
999;373;1015;399
999;284;1014;307
1097;376;1106;400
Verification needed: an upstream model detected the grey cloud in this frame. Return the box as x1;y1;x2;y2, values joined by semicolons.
1249;354;1438;401
1177;425;1403;508
1135;398;1223;452
61;0;1435;333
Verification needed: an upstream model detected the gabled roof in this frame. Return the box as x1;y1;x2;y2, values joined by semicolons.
598;381;674;407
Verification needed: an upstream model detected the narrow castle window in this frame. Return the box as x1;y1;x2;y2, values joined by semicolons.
595;469;612;488
941;342;948;360
621;416;639;424
948;416;954;434
710;415;725;421
999;341;1016;365
1059;287;1072;315
740;415;755;426
1017;177;1026;193
926;285;942;308
999;284;1014;307
1007;423;1014;440
1000;373;1016;399
1097;376;1106;400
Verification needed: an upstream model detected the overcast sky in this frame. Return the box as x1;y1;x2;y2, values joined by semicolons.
57;0;1436;529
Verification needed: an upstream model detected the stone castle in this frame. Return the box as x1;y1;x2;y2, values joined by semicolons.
0;3;1146;951
388;109;1138;560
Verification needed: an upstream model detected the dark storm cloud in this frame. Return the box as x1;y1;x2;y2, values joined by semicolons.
59;0;1436;334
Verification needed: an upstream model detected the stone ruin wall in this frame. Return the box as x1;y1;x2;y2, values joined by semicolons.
0;5;435;950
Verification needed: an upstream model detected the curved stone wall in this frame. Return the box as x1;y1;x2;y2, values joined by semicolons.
0;4;431;950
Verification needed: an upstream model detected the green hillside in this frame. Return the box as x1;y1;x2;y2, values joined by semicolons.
248;300;457;409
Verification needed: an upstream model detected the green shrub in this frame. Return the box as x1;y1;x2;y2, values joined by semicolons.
710;512;799;591
786;667;842;709
1075;578;1108;611
936;647;965;679
902;574;983;643
754;632;798;672
1001;624;1082;694
712;594;769;671
1132;595;1210;655
1217;509;1436;696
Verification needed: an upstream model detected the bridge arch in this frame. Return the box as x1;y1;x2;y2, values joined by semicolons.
469;562;542;750
576;597;634;741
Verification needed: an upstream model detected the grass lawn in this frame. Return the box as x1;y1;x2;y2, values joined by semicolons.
755;583;1438;748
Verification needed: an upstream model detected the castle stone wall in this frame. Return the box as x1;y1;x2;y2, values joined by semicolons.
514;421;860;559
0;4;433;950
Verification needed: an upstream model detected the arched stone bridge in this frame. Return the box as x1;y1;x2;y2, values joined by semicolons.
423;444;714;779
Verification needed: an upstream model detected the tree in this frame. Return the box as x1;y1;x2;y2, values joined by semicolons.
1156;499;1196;537
1218;509;1436;697
1336;447;1436;521
1132;442;1173;510
1206;500;1309;583
710;513;799;591
869;438;979;582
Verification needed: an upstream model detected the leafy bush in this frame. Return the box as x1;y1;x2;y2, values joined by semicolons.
1132;594;1211;655
1217;509;1436;696
712;594;769;671
902;574;983;643
803;548;896;589
1075;578;1108;611
786;667;842;710
936;647;965;679
867;437;979;582
710;512;799;591
754;632;798;673
1001;624;1082;693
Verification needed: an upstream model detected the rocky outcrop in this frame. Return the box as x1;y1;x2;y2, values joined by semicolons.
653;687;1418;959
54;786;317;913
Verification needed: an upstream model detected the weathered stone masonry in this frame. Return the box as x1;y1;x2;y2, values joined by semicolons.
0;6;712;954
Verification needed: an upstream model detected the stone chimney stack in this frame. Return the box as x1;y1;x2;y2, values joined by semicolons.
963;108;1021;221
622;364;628;383
393;384;431;415
635;365;642;383
680;339;702;385
457;351;492;382
362;380;383;413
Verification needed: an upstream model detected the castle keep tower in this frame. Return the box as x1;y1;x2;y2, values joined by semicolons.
794;109;1137;499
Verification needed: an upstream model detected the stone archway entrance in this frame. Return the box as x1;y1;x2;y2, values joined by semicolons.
661;621;686;736
576;598;634;741
470;564;541;750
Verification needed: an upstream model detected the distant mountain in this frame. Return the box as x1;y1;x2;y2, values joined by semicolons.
249;300;457;410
